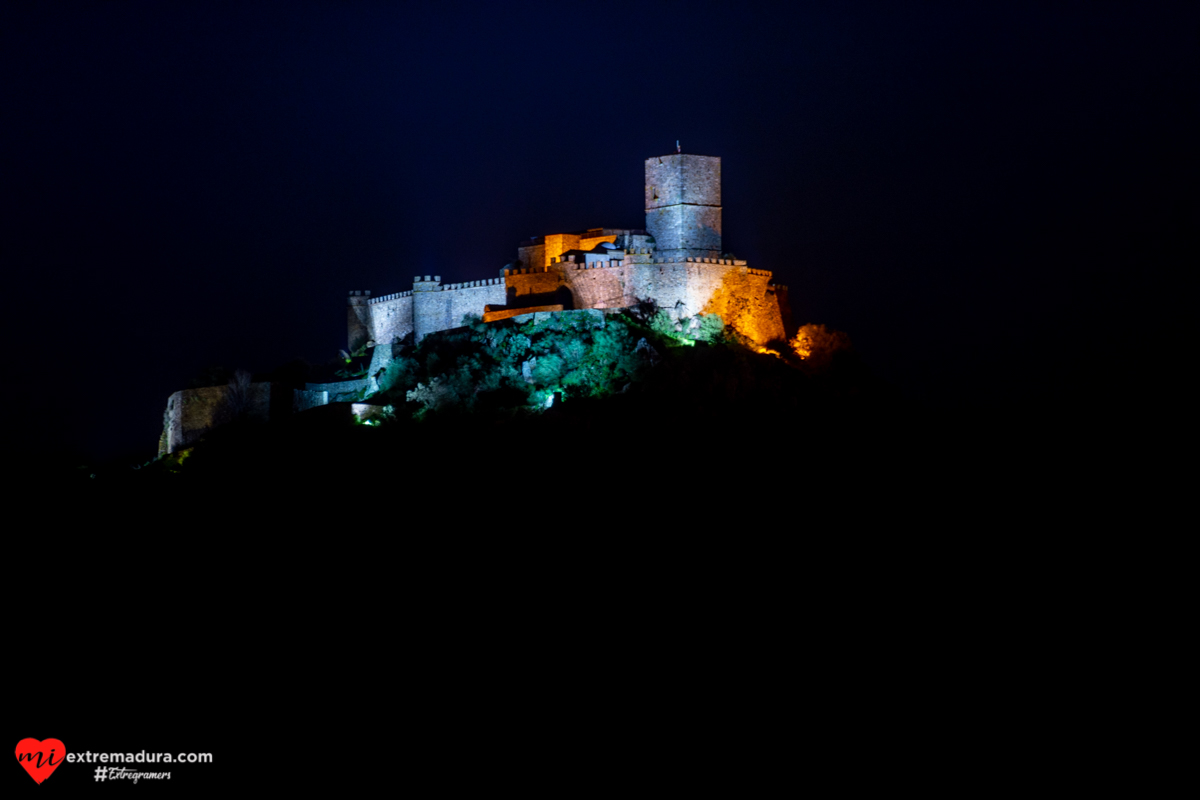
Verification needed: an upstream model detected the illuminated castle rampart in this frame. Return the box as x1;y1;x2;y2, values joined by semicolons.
161;152;792;454
348;152;790;351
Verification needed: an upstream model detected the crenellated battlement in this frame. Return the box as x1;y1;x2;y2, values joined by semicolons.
369;290;413;304
438;278;505;292
572;260;626;270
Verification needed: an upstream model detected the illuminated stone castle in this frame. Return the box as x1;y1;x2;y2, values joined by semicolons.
161;152;792;454
347;152;790;351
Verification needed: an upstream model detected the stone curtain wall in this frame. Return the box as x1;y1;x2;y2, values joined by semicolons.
368;292;414;345
354;256;785;355
366;277;507;345
413;279;506;341
636;257;786;345
699;266;787;345
564;262;634;309
558;254;786;344
506;266;566;305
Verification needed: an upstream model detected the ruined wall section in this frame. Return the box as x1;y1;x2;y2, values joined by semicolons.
412;275;506;341
164;383;274;454
367;291;414;346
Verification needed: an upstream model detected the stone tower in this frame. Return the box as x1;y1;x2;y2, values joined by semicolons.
644;153;722;262
347;291;371;352
412;275;443;342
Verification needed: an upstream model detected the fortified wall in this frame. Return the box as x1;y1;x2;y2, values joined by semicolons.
161;152;793;456
349;152;791;350
162;383;276;455
161;379;372;455
355;277;507;350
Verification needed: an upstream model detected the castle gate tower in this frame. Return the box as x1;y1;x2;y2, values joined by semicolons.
644;153;721;262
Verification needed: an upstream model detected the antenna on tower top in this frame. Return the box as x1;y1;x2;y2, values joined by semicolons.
676;140;681;154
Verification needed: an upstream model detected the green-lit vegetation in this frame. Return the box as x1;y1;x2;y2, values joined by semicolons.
73;305;880;491
369;309;690;419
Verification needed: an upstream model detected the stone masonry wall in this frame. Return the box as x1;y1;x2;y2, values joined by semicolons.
368;292;414;345
164;383;273;454
413;278;506;341
506;266;566;304
348;292;371;352
519;232;620;270
699;266;787;345
563;261;634;309
645;154;722;261
623;259;733;319
614;256;787;345
645;154;721;208
644;204;722;258
518;242;545;271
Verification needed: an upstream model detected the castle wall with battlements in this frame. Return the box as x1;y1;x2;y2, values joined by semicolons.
506;265;567;306
350;153;789;350
414;277;506;341
563;260;635;309
367;291;414;346
501;251;789;344
356;259;788;348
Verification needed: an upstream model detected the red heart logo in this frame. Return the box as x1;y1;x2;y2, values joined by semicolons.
15;738;67;784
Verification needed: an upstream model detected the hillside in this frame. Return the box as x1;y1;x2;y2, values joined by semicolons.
70;309;887;491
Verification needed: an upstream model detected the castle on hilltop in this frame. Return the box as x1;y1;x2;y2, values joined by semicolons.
347;152;790;351
161;151;792;455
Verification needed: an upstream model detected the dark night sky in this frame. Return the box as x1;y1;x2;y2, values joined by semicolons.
2;1;1195;464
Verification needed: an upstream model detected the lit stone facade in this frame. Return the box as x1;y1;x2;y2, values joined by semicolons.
349;152;789;349
645;153;722;262
163;156;791;454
